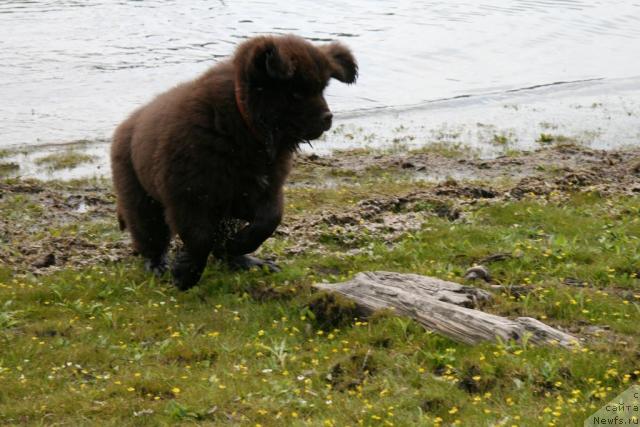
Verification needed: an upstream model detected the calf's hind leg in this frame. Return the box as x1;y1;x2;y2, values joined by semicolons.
112;157;170;275
167;206;221;290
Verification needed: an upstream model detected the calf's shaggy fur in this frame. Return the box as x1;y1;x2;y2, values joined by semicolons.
111;35;357;290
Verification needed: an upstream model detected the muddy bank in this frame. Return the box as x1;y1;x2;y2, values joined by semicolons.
295;142;640;186
1;144;639;275
0;180;129;274
285;145;640;253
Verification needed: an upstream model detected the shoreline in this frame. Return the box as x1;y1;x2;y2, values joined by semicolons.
2;142;639;275
1;75;639;181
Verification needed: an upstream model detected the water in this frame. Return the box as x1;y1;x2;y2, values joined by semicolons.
1;0;640;149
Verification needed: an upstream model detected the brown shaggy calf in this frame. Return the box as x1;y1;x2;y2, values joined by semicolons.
111;35;357;290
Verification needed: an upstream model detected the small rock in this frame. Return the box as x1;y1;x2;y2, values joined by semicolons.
479;253;512;264
33;253;55;268
467;187;497;198
401;161;414;169
489;284;530;297
434;204;460;221
620;290;637;302
563;277;589;287
557;170;599;188
133;409;154;417
584;325;610;336
464;265;491;282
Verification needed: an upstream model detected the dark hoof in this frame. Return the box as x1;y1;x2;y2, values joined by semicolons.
144;255;168;277
171;252;204;291
228;255;280;273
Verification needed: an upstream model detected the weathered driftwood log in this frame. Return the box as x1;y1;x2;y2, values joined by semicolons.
313;271;580;348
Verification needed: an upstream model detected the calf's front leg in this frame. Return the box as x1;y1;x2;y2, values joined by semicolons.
225;189;283;272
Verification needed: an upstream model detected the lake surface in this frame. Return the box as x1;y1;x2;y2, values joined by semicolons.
1;0;640;149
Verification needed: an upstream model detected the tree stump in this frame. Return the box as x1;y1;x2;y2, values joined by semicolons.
313;271;580;348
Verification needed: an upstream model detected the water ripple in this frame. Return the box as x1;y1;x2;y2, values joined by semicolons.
0;0;639;147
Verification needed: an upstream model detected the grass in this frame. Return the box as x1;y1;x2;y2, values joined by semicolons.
491;134;509;146
536;134;579;146
35;150;97;171
1;160;639;426
0;162;19;177
410;142;476;159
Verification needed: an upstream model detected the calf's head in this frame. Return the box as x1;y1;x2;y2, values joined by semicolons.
234;35;357;145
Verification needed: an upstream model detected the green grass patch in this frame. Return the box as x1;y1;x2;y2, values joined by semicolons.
35;150;97;171
0;162;19;177
0;179;639;425
536;134;579;147
409;141;476;159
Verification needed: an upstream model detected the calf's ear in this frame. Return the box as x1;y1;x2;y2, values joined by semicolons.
264;45;295;80
321;42;358;84
237;37;295;81
252;40;295;80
